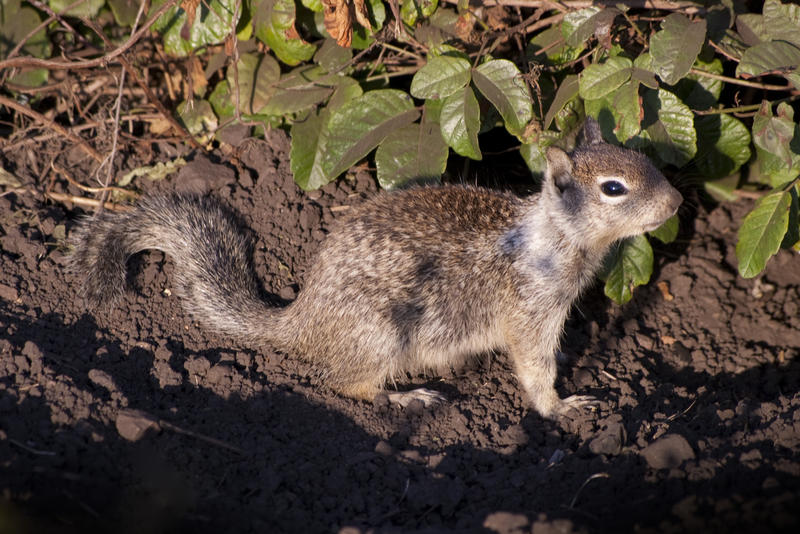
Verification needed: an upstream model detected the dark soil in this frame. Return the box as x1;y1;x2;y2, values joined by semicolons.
1;131;799;534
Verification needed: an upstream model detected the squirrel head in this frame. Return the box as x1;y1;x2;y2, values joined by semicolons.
542;117;683;247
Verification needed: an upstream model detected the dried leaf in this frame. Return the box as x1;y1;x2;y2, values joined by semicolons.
657;281;674;301
323;0;354;47
188;55;208;97
180;0;200;40
224;33;235;56
353;0;372;31
322;0;372;47
0;167;22;188
148;117;172;135
181;0;200;27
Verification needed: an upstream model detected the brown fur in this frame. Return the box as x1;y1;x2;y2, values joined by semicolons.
68;119;682;418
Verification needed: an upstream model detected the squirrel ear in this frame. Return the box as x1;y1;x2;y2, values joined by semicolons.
545;146;574;193
582;117;604;145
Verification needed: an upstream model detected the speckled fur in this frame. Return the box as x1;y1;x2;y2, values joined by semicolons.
69;119;682;418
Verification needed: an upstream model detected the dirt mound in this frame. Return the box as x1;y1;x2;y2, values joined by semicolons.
1;132;799;533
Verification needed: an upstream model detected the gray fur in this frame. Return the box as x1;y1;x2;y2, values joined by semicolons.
69;118;682;418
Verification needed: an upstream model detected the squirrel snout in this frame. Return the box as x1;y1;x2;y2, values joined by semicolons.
667;187;683;216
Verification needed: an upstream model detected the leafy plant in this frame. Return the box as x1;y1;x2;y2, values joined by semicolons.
2;0;799;304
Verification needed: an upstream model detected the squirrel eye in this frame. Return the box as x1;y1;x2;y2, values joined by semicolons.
601;180;627;197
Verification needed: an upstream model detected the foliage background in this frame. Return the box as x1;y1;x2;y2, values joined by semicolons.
0;0;798;302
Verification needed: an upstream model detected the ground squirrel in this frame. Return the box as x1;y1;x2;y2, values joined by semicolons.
69;118;682;418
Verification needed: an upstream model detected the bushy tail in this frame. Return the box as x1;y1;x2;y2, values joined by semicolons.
69;194;281;344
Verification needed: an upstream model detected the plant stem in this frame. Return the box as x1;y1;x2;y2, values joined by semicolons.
381;42;422;61
0;94;103;163
693;94;800;115
365;67;419;83
622;10;647;46
689;68;794;91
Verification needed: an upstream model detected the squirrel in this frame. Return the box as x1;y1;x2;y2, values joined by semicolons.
68;118;682;419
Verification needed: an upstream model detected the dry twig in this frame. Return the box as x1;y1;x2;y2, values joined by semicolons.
0;94;103;163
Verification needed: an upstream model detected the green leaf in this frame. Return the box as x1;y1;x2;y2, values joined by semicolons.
290;80;365;190
151;0;239;57
751;154;800;189
631;67;658;89
226;53;281;114
417;8;459;48
321;89;419;180
578;56;633;100
375;102;447;189
253;0;316;66
750;102;800;187
783;185;800;250
678;57;723;110
561;7;601;46
695;114;752;180
291;110;328;190
48;0;104;17
714;29;749;64
554;96;583;134
584;80;641;143
301;0;323;12
177;100;217;142
649;14;707;85
648;214;679;243
544;75;579;130
705;3;733;43
0;1;51;59
520;142;547;176
314;39;352;72
562;7;620;48
704;174;740;202
472;59;533;136
107;0;140;26
519;132;561;177
763;0;800;47
527;26;583;66
401;0;438;26
633;51;654;72
350;0;385;49
440;86;482;160
639;88;697;167
9;68;48;88
736;14;768;44
326;76;364;109
737;40;800;80
209;80;235;119
603;235;654;305
786;72;800;91
611;81;643;142
752;101;798;169
410;54;471;99
736;190;792;278
260;66;335;116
